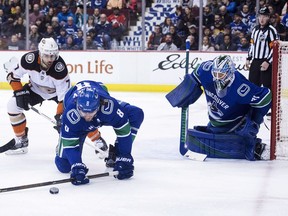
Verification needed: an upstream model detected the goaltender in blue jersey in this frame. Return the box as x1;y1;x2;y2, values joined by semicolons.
55;80;144;185
166;55;271;160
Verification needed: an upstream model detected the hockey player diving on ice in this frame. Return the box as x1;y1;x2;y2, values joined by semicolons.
166;55;271;160
55;80;144;185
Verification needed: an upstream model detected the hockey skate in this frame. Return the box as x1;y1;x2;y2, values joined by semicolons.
5;128;29;155
254;139;269;160
94;137;108;159
104;144;116;168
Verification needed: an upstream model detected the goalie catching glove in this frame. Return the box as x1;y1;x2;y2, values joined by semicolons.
14;89;30;111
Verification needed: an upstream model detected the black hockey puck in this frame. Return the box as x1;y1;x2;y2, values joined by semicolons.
49;187;59;194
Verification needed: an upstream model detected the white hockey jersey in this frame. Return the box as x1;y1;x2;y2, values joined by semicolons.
8;51;70;102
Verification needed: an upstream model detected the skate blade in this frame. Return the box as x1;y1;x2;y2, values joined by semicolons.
5;147;28;155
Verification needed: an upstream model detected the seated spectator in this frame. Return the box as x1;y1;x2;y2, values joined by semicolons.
218;5;233;26
203;5;214;29
42;24;57;40
169;5;185;31
107;7;127;42
160;17;174;35
237;36;249;52
61;35;79;50
107;0;124;10
7;34;25;50
39;0;50;16
201;35;215;51
169;25;183;49
208;0;221;14
74;29;84;49
35;17;46;36
239;4;251;26
222;0;237;16
29;25;40;46
219;34;237;51
92;8;101;24
12;16;25;40
43;7;55;24
147;24;164;50
183;6;198;28
157;33;178;51
51;16;61;35
29;4;44;26
230;12;248;36
82;16;95;34
86;34;99;50
57;3;75;26
0;37;7;50
0;9;7;25
63;16;79;37
75;4;88;29
56;28;67;48
95;14;112;50
271;13;286;41
1;15;14;38
180;34;198;50
187;24;199;43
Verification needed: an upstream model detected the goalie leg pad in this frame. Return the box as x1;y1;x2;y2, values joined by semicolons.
186;127;257;160
166;74;203;108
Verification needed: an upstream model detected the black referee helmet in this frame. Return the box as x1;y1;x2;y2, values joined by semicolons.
258;7;270;16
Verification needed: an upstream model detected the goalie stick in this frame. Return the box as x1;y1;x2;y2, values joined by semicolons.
179;39;190;156
179;40;207;161
0;171;118;193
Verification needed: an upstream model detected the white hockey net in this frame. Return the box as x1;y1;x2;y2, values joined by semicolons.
271;41;288;159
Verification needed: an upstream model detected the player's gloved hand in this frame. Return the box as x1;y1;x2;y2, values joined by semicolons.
70;163;89;185
113;154;134;180
14;89;30;110
235;116;259;139
53;114;62;133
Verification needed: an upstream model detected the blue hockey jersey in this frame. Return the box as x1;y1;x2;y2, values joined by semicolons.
192;60;271;130
58;80;134;165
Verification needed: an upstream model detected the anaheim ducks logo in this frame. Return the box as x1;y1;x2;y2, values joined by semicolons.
55;62;64;72
25;53;35;63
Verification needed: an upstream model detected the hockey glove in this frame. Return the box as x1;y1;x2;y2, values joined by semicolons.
113;154;134;180
14;89;30;111
53;114;62;133
70;163;89;185
235;116;259;139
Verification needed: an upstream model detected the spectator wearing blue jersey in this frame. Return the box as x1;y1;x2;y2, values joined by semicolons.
95;13;112;50
54;80;144;184
230;12;248;35
63;16;79;37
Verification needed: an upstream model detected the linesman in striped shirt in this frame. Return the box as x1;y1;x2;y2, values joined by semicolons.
245;6;279;90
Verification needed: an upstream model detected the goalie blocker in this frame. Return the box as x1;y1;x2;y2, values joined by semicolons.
186;126;263;161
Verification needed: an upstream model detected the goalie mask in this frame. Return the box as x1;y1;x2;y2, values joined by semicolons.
76;88;100;122
38;37;59;70
211;55;235;97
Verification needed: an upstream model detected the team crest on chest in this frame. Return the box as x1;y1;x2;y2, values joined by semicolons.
25;53;35;63
55;62;64;72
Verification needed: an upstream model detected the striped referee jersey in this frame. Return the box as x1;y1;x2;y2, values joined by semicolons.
247;24;279;63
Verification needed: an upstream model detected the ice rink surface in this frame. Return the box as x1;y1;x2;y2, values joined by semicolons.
0;90;288;216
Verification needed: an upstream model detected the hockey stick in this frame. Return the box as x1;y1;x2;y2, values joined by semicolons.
179;39;190;156
29;106;108;158
0;171;118;193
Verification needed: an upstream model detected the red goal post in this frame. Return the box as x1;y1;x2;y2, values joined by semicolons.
271;40;288;160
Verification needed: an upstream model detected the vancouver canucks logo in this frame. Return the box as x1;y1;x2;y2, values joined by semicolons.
208;101;224;118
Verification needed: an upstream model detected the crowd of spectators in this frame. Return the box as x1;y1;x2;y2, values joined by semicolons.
0;0;141;50
148;0;288;51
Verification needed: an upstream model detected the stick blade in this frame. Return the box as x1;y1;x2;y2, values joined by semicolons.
184;150;207;161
